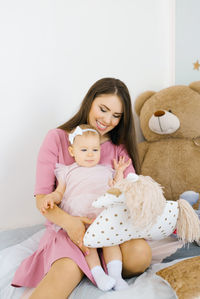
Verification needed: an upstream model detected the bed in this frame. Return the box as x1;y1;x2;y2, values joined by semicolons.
1;223;200;299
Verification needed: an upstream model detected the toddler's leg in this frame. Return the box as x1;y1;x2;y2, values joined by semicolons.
86;248;115;291
103;245;129;291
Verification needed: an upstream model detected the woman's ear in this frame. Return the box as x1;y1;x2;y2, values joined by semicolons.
68;146;74;157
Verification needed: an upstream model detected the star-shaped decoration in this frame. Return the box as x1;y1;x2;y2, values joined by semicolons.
193;60;200;70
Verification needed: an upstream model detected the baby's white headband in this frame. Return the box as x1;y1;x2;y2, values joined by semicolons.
69;126;98;144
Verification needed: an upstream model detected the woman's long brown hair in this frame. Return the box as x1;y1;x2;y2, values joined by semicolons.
58;78;140;174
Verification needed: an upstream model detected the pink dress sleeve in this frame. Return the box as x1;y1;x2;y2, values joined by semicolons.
54;163;77;184
34;130;59;195
34;129;73;195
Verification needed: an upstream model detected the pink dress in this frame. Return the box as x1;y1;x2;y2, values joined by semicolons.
54;163;114;219
11;129;135;288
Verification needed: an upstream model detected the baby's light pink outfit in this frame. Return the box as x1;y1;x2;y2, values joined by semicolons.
11;129;134;288
55;163;114;220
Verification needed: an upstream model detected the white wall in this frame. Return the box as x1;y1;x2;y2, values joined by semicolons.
175;0;200;84
0;0;174;230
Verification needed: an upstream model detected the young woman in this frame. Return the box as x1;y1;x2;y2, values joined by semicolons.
12;78;152;299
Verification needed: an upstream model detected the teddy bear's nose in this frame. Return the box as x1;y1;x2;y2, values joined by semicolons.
154;110;165;117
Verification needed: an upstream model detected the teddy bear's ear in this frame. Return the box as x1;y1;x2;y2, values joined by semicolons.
189;81;200;94
134;91;155;116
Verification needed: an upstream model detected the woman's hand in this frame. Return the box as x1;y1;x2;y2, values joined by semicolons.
65;215;94;255
36;193;93;255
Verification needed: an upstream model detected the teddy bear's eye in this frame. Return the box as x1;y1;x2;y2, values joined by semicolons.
168;109;172;113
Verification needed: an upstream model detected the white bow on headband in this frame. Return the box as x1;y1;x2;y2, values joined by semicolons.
69;126;98;144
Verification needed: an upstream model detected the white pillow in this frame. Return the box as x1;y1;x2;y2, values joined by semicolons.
83;192;178;248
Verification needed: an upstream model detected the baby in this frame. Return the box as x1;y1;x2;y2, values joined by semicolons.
40;124;130;291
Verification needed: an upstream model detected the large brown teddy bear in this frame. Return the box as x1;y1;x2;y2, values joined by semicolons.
134;81;200;201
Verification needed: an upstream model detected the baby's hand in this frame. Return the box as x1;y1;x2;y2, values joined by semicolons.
113;156;131;172
40;191;62;214
40;197;55;214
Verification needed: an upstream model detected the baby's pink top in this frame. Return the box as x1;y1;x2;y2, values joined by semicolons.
34;128;135;195
55;163;114;219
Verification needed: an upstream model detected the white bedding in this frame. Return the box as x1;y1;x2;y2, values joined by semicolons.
0;227;185;299
99;260;180;299
0;229;45;299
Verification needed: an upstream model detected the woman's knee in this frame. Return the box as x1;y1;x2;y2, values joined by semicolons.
29;258;84;299
120;239;152;277
51;257;84;280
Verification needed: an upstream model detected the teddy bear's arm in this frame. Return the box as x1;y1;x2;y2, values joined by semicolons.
138;141;149;164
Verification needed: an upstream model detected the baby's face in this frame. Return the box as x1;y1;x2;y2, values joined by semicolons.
72;134;101;167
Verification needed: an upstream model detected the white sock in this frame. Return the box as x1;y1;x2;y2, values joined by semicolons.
91;265;116;291
107;260;129;291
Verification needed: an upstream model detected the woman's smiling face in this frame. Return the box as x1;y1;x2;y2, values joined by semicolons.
88;94;123;136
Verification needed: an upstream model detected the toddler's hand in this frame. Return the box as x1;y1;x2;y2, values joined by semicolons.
113;156;131;172
39;191;62;214
40;197;55;214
